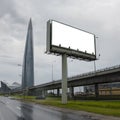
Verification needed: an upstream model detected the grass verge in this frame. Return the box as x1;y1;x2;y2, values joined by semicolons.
13;96;120;117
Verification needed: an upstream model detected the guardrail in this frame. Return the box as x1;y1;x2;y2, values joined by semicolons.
29;64;120;89
68;64;120;80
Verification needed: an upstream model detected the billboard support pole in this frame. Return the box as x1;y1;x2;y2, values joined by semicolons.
62;54;68;104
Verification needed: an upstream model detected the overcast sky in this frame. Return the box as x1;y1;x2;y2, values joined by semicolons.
0;0;120;86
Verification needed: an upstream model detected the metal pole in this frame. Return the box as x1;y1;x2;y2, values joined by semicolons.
52;64;53;82
94;60;96;73
62;54;68;104
52;64;54;94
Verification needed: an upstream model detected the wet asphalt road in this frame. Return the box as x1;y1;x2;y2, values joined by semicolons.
0;96;93;120
0;96;119;120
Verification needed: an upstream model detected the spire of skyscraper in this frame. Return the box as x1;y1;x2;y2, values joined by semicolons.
22;19;34;89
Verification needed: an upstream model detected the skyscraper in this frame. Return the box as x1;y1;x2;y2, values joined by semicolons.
22;19;34;89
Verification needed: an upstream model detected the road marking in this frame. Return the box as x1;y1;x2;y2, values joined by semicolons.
16;106;21;110
6;102;9;104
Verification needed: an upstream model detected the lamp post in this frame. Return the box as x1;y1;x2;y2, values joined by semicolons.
52;63;53;82
51;60;56;94
17;64;26;98
94;60;96;74
94;54;100;73
51;60;56;81
94;54;100;98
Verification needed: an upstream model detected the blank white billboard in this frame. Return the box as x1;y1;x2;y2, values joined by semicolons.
52;21;95;55
47;20;96;60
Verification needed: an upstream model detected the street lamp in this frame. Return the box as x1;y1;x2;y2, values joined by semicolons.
51;60;56;94
51;60;56;82
52;63;53;82
93;36;99;73
94;54;100;73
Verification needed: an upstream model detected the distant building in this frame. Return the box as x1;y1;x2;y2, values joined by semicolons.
0;81;21;94
84;82;120;95
9;82;21;90
0;81;11;94
22;19;34;89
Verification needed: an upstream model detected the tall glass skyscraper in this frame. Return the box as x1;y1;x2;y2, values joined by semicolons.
22;19;34;89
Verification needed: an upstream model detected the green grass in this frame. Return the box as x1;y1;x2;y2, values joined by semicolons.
13;96;120;117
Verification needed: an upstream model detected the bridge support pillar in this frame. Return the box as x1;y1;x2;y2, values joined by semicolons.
57;88;60;97
95;84;99;99
42;89;47;98
52;89;54;95
69;87;74;99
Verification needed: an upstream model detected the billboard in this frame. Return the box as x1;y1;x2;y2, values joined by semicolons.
47;20;96;61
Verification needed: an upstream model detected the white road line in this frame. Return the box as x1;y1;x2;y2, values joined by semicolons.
5;104;21;117
6;102;9;104
16;106;21;110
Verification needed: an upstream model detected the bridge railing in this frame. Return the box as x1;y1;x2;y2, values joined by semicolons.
28;65;120;90
68;64;120;80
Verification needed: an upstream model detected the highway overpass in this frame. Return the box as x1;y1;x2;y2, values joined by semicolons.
27;65;120;98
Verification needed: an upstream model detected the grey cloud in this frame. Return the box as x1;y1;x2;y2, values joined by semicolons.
0;0;120;85
0;0;25;24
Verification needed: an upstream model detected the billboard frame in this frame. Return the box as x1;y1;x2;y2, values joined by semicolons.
46;19;97;104
46;19;97;61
